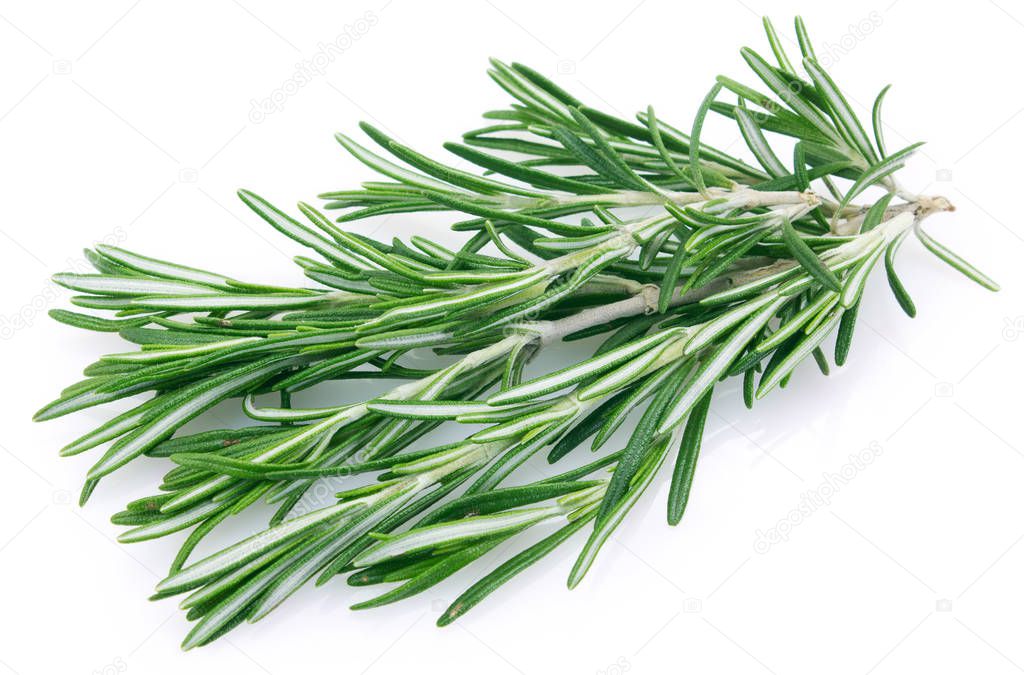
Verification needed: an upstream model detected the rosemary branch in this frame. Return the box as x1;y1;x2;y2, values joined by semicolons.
35;16;996;649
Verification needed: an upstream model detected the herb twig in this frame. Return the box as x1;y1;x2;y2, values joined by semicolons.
36;17;996;649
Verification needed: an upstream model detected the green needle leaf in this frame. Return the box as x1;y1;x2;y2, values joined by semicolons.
884;230;917;317
763;17;795;74
834;302;859;366
794;16;818;60
802;58;878;164
872;84;892;158
690;82;724;196
780;218;842;292
569;440;669;589
914;222;1000;291
598;362;690;522
667;389;712;525
438;512;595;627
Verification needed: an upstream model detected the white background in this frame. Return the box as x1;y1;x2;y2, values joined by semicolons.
1;1;1022;673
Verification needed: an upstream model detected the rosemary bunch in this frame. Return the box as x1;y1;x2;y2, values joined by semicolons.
37;17;996;649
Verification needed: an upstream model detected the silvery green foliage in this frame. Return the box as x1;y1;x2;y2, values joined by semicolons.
37;17;995;649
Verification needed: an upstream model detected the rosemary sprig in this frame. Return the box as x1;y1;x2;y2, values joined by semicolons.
36;17;996;649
